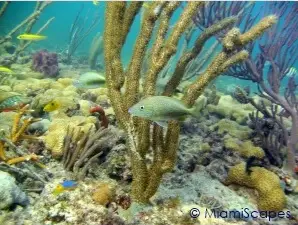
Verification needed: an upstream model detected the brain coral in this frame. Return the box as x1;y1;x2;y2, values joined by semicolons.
225;162;286;211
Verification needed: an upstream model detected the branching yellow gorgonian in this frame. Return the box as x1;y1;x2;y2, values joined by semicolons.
104;1;276;203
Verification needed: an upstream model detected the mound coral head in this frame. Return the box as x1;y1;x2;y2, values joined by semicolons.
32;49;59;77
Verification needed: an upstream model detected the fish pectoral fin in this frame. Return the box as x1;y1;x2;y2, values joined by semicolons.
155;121;168;128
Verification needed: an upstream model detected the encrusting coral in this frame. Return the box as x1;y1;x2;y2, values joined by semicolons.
207;95;255;125
210;118;252;140
225;162;286;211
104;1;277;203
224;138;265;159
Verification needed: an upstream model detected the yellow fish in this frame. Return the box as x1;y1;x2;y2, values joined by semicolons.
43;100;61;112
52;184;64;195
93;0;99;6
0;66;13;73
17;33;47;41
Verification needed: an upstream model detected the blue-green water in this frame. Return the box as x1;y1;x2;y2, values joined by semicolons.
1;1;297;95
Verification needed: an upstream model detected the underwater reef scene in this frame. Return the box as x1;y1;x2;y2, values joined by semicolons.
0;1;298;224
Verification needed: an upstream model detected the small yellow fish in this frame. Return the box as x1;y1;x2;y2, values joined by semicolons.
43;100;61;112
93;0;99;6
52;184;64;195
17;33;47;41
0;66;13;73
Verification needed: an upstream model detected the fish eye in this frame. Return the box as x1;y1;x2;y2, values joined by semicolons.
140;105;144;110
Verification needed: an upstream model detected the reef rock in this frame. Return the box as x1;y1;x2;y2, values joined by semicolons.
0;171;29;209
27;119;51;135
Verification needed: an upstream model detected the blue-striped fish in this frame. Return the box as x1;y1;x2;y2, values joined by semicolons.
52;180;78;195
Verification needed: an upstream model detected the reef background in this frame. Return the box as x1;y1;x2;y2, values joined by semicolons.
0;1;298;225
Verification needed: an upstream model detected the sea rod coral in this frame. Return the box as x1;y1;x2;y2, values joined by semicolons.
0;1;54;66
104;2;276;203
226;2;298;175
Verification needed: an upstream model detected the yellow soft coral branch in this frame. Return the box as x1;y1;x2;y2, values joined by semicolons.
10;105;36;143
104;2;277;204
0;141;6;161
164;16;237;96
183;15;276;108
11;118;33;143
125;2;168;109
6;153;39;165
0;105;43;166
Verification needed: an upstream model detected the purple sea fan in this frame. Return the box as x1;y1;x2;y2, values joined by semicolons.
32;49;59;77
225;2;298;175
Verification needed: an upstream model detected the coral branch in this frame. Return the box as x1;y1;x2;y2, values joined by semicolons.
104;2;274;203
6;153;39;165
0;1;51;45
238;15;277;46
63;126;121;179
225;2;298;176
90;105;109;128
65;5;101;63
164;16;237;96
11;105;36;143
125;2;168;109
0;1;9;18
0;140;6;161
183;16;276;108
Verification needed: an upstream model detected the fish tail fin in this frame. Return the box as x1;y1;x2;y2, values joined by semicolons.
190;96;207;119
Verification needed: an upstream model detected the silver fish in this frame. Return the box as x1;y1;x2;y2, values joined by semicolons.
128;96;206;128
